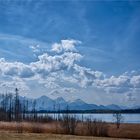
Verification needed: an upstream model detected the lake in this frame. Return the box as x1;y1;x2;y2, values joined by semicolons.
44;113;140;124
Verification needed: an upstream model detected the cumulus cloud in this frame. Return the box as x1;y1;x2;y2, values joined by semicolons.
95;75;130;88
0;58;34;78
0;39;140;100
95;74;140;94
0;78;29;92
38;73;61;89
130;75;140;88
31;51;82;77
72;64;104;87
29;44;40;53
0;39;83;90
52;39;81;53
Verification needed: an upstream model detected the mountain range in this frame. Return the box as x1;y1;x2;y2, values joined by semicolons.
20;95;125;111
1;94;138;111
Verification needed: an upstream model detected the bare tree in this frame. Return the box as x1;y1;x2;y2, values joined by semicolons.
32;100;37;121
22;97;26;121
7;93;13;121
113;112;123;129
53;102;56;120
14;88;21;122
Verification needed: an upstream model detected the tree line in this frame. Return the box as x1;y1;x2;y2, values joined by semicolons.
0;88;41;122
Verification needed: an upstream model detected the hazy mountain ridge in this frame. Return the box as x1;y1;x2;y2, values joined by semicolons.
0;95;136;111
26;95;125;111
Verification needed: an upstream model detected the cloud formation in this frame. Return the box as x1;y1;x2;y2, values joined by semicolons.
0;39;140;103
72;64;104;87
0;78;29;92
95;74;140;94
31;51;82;77
52;39;81;53
0;58;34;78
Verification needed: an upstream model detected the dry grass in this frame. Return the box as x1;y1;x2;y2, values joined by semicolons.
108;123;140;139
0;122;57;133
0;131;135;140
0;121;139;139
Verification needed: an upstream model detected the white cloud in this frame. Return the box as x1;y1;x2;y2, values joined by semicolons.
50;87;78;96
31;51;82;78
0;78;29;92
72;64;104;87
0;58;34;78
38;73;61;89
51;43;62;53
95;75;130;88
95;74;140;94
52;39;81;53
130;75;140;88
62;87;78;94
0;39;83;90
29;44;40;53
0;39;140;102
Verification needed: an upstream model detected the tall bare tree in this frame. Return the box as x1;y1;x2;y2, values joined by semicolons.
14;88;21;122
113;112;123;129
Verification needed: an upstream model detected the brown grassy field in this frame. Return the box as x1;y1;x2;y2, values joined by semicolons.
0;132;136;140
107;123;140;139
0;122;139;139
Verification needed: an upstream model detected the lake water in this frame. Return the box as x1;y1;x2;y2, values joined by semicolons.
45;113;140;124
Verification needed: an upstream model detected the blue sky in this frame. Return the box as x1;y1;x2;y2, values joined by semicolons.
0;0;140;106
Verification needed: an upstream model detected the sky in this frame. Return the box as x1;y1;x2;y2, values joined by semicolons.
0;0;140;107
